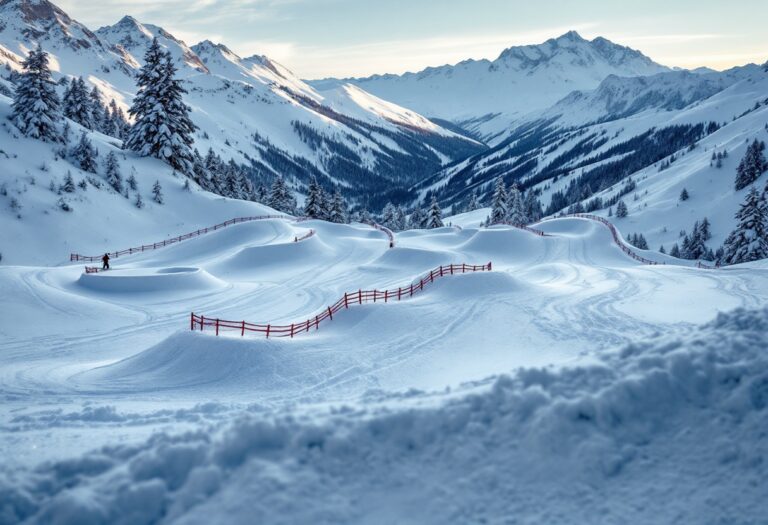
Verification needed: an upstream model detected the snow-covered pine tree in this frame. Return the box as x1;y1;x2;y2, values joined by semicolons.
507;184;527;225
409;207;426;229
699;217;712;241
328;189;348;224
679;188;689;201
61;171;75;193
722;186;768;264
89;86;105;132
303;176;324;218
426;197;444;229
11;45;61;142
735;140;768;190
523;191;543;222
127;173;138;191
467;191;480;212
670;243;681;258
659;245;666;254
359;208;372;224
381;202;397;229
616;200;629;218
63;77;92;129
126;39;197;174
71;131;98;173
152;180;163;204
268;176;294;213
395;206;407;231
489;177;507;224
104;151;122;193
135;191;144;209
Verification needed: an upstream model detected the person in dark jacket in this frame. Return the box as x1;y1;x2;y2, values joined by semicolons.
102;253;110;270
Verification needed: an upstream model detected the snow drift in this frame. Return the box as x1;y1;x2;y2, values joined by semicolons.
3;306;767;524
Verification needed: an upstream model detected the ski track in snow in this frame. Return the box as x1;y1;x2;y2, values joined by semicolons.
1;217;768;469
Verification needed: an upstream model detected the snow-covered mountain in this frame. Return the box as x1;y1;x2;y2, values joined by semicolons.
436;63;768;258
0;0;483;206
313;31;670;142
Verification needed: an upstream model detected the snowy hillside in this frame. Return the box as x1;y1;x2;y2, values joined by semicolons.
313;31;669;142
2;212;768;522
0;0;483;205
425;63;768;257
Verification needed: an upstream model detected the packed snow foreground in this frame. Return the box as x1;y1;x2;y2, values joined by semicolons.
2;210;768;524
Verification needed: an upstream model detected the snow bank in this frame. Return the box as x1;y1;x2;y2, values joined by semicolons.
4;306;767;524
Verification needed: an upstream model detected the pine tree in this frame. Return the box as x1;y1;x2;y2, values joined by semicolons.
359;208;372;224
659;245;666;254
616;200;629;218
507;184;527;225
735;140;768;190
11;45;61;142
268;176;294;213
328;189;348;224
699;217;712;241
127;173;138;191
426;197;444;229
71;132;98;173
523;191;543;222
409;207;426;229
152;180;164;204
303;176;324;218
679;188;689;201
467;191;480;212
63;77;92;129
489;177;507;224
126;39;197;174
670;243;681;258
381;202;397;229
89;85;105;132
135;191;144;209
62;171;76;193
395;206;407;231
722;186;768;264
104;151;122;193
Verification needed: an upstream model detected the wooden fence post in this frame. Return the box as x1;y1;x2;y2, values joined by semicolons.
241;320;246;336
328;306;333;320
200;315;204;331
358;289;362;304
215;318;219;336
290;323;295;338
344;293;349;308
266;324;270;338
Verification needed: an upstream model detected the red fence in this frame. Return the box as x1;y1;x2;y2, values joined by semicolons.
70;215;291;262
294;229;315;242
488;221;548;237
190;262;492;338
367;222;395;248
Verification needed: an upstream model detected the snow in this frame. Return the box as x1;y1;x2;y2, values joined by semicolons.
2;3;768;522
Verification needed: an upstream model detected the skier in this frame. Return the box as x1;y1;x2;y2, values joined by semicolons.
102;253;110;270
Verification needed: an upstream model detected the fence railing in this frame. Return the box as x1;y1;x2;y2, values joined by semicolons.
366;222;395;248
84;266;101;274
70;214;291;262
294;229;315;242
190;262;492;338
488;221;549;237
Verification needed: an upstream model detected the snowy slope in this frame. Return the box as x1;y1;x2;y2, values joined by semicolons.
313;31;670;142
0;0;483;204
1;210;767;522
427;63;768;257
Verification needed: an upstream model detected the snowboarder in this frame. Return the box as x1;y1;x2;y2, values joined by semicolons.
102;253;110;270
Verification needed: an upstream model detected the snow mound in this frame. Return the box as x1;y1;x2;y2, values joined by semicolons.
9;307;767;524
366;247;454;273
458;227;547;264
74;331;294;393
76;267;226;294
209;234;332;278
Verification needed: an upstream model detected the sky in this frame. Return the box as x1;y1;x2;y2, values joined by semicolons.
57;0;768;79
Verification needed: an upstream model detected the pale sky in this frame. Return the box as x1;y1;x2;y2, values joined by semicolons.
57;0;768;79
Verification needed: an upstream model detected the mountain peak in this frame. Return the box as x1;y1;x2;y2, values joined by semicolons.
552;30;587;44
0;0;68;23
